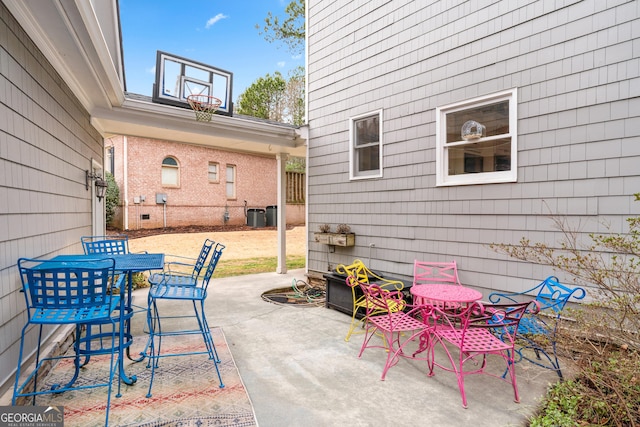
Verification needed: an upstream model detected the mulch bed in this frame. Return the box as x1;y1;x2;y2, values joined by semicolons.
107;224;294;239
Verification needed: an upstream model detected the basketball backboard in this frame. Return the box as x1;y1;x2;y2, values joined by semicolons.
152;51;233;116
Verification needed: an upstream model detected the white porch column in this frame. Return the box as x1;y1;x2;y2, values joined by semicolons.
276;153;288;273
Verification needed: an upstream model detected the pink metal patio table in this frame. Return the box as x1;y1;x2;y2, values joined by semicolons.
411;283;482;306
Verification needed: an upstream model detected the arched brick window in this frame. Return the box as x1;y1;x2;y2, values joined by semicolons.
162;156;179;187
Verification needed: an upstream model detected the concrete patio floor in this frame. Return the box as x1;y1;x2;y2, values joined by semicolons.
4;268;560;426
181;268;556;427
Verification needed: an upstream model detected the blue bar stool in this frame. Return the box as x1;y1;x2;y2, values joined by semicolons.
13;257;124;426
145;243;226;397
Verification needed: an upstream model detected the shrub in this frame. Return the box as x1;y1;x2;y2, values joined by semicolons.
490;193;640;425
105;172;119;225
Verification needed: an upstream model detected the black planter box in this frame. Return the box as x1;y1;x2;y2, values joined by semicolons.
323;272;413;317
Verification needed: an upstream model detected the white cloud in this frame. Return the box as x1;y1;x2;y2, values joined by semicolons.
205;13;228;29
146;65;156;74
277;61;286;67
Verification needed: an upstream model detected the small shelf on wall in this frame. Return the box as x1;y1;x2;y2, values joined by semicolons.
313;232;355;247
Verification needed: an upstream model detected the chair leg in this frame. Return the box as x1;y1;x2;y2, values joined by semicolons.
428;338;469;407
195;300;224;388
512;334;564;379
380;331;398;380
13;323;118;426
146;296;225;397
505;355;520;403
12;323;35;406
345;306;365;342
193;300;219;363
146;298;159;398
549;339;563;379
357;322;380;358
137;303;155;362
380;330;423;380
456;373;468;408
104;320;119;425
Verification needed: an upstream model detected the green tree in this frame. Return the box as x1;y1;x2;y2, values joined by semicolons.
252;2;306;125
236;72;287;121
257;0;305;55
105;172;119;225
236;68;305;125
286;156;306;173
285;66;305;126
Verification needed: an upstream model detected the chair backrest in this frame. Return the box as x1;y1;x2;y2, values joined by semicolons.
337;259;371;283
413;260;461;287
337;259;404;290
17;257;116;318
190;239;215;278
467;301;533;347
355;279;406;317
488;276;586;315
82;235;129;255
535;276;587;313
200;242;225;290
427;300;533;348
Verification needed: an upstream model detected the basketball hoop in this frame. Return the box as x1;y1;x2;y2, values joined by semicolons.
187;94;222;122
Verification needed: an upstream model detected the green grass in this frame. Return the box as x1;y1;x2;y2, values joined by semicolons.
133;255;306;289
214;255;306;278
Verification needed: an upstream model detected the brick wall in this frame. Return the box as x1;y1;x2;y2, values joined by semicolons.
107;135;304;229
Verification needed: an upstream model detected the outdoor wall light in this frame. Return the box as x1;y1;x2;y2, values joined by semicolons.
86;170;108;201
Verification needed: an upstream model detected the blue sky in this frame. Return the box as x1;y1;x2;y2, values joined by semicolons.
119;0;303;102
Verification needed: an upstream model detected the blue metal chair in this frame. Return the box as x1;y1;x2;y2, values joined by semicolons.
488;276;586;378
147;238;214;287
13;257;124;425
81;234;142;365
81;234;130;254
145;242;226;397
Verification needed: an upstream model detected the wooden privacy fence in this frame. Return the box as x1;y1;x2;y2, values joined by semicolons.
287;171;305;204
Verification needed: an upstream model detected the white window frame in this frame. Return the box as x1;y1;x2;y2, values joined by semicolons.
226;164;236;199
208;162;219;183
436;89;518;186
161;156;180;187
349;110;383;180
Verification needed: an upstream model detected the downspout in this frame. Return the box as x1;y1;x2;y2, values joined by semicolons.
123;135;129;230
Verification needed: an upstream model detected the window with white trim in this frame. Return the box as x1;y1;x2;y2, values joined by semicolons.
349;110;383;179
226;164;236;199
436;89;517;186
208;162;219;182
161;156;179;187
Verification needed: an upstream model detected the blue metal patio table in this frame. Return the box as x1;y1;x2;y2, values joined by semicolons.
44;253;164;387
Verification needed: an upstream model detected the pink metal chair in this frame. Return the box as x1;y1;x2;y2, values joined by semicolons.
351;276;430;380
412;260;462;310
423;300;535;408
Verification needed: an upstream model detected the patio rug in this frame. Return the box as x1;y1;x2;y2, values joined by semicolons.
31;328;258;427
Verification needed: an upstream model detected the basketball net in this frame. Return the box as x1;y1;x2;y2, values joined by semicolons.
187;94;222;122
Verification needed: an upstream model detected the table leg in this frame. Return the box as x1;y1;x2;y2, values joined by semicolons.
116;271;137;394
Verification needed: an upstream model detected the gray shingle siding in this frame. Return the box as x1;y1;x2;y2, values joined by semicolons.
0;3;102;393
307;0;640;292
